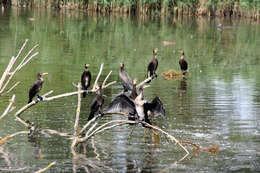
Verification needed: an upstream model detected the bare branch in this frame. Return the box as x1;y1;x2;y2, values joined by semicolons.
41;129;72;137
14;90;54;119
16;44;39;72
143;122;190;156
103;81;117;89
92;63;104;91
35;161;56;173
0;57;15;90
102;70;112;88
0;40;38;95
136;76;153;88
79;116;98;135
79;112;127;136
17;52;39;72
73;83;81;137
6;81;20;94
71;83;82;151
15;39;29;60
0;131;29;145
0;95;15;120
0;167;27;172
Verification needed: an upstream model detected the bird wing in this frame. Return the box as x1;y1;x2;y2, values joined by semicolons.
120;71;133;90
147;60;154;76
179;59;188;71
144;97;165;117
81;71;86;88
104;94;136;115
81;71;91;89
29;80;42;98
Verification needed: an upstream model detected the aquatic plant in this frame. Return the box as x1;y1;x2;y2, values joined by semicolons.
4;0;259;19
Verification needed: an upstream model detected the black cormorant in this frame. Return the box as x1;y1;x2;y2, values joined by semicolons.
81;64;91;98
179;50;188;75
119;62;133;92
147;48;158;81
88;84;104;121
104;85;165;125
28;72;48;103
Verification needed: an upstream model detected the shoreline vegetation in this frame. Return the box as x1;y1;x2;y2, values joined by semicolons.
1;0;260;20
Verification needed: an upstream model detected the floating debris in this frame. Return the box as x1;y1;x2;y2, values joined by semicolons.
202;144;219;156
162;70;183;80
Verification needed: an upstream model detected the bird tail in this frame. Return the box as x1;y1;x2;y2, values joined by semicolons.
28;98;32;104
83;91;86;98
88;111;95;121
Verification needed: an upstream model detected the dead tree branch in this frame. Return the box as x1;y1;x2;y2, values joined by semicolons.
0;95;15;120
71;83;82;151
35;161;56;173
92;63;104;90
0;131;29;145
136;76;153;88
0;39;39;95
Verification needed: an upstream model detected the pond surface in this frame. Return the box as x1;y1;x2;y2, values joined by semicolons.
0;8;260;172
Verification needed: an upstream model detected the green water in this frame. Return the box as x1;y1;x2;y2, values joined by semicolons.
0;8;260;172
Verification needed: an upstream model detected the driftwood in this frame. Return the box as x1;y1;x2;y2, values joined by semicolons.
0;94;15;120
0;131;29;145
0;39;39;95
74;112;190;167
1;60;200;172
71;83;82;151
35;161;56;173
0;167;27;172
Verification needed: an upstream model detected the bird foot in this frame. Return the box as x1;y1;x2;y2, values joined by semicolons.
99;111;105;117
152;73;157;79
37;95;43;101
96;112;105;120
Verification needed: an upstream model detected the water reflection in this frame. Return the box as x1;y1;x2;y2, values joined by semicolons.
28;136;42;160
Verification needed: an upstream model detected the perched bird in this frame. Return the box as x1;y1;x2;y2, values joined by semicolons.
119;62;133;92
88;84;104;121
104;85;165;125
134;86;147;123
104;94;137;117
28;72;48;103
129;78;137;100
179;50;188;75
147;48;158;82
81;64;91;98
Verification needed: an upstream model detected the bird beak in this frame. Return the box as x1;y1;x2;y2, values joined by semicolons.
41;73;48;76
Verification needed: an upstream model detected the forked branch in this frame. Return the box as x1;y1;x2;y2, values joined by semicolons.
0;39;39;95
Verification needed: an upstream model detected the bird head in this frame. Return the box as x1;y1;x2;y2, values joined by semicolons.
179;50;185;56
38;72;48;78
120;62;124;69
153;48;158;55
85;64;90;68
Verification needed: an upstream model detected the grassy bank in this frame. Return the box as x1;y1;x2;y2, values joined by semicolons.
1;0;260;19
